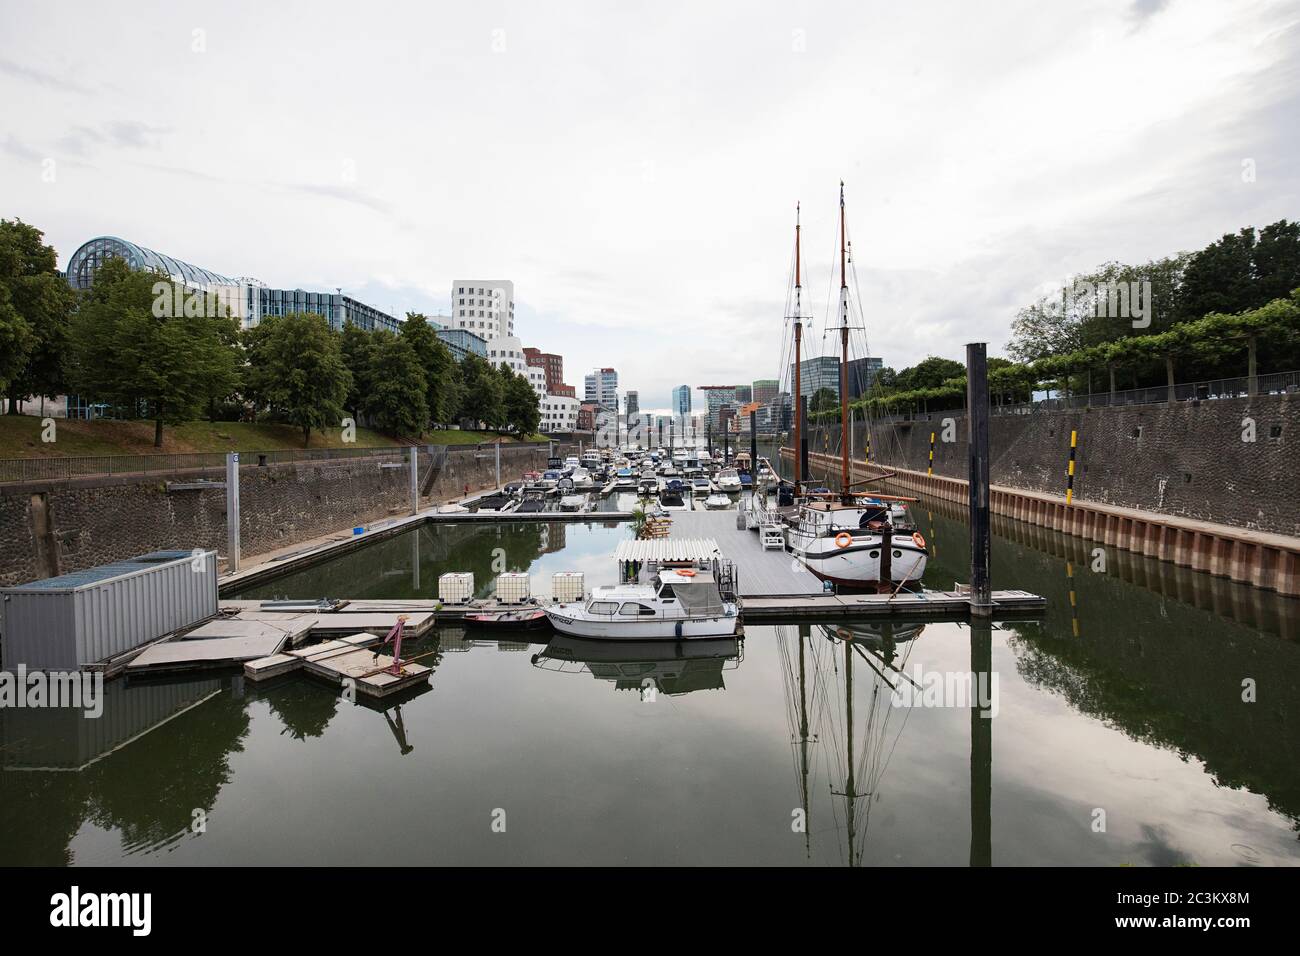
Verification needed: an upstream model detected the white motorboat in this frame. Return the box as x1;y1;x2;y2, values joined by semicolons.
543;569;740;640
704;493;731;509
690;477;712;497
539;470;562;490
558;493;588;512
564;456;580;473
613;467;637;489
474;493;518;514
716;467;742;493
637;477;659;496
437;503;470;514
658;490;691;511
571;467;595;489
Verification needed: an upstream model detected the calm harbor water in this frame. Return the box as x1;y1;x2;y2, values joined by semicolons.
3;489;1299;865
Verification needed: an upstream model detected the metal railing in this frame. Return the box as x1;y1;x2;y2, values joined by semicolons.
990;369;1300;416
0;439;551;485
839;369;1300;424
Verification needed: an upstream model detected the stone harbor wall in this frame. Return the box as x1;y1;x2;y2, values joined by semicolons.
0;443;551;587
806;394;1298;536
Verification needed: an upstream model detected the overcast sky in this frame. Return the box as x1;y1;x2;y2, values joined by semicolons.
2;0;1297;410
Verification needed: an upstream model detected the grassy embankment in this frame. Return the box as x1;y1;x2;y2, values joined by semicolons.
0;416;547;458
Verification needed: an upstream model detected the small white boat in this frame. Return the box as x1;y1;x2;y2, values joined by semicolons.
559;493;588;512
438;503;470;514
543;569;740;640
716;467;742;493
704;493;731;509
571;468;595;489
690;477;711;496
637;477;659;496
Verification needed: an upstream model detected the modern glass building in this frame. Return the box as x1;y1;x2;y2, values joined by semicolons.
66;236;235;293
752;379;778;404
64;235;400;334
426;320;488;361
671;384;691;416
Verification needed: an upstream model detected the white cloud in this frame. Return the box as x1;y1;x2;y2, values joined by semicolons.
1;0;1295;409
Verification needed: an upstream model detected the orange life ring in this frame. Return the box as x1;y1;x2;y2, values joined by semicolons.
912;532;927;549
677;569;697;577
834;532;853;549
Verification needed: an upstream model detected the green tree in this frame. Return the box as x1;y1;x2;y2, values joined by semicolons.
502;367;540;435
69;258;241;446
458;353;503;429
244;311;351;447
362;330;429;436
896;356;966;390
339;320;375;419
400;313;462;427
809;387;838;414
0;219;74;412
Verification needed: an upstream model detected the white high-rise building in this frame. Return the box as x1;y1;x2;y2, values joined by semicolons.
486;334;547;400
450;280;514;339
584;368;619;410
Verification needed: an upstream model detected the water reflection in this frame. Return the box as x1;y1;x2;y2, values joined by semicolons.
533;635;742;698
5;498;1300;865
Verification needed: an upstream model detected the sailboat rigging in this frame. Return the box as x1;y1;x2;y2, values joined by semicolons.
779;183;930;589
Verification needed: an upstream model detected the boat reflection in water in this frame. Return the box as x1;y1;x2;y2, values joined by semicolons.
532;635;743;699
778;621;931;866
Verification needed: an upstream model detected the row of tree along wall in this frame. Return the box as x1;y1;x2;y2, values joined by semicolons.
0;444;551;587
803;394;1297;536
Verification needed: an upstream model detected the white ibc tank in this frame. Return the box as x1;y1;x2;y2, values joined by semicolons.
438;572;474;604
552;571;585;603
495;572;531;604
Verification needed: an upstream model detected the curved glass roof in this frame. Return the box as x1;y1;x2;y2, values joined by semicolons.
66;236;236;291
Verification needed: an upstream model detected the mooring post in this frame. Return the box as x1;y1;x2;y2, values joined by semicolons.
749;409;758;475
1065;430;1077;504
970;615;992;866
225;452;240;573
409;445;419;515
966;342;992;617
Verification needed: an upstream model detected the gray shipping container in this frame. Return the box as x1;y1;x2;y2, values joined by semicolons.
0;550;218;670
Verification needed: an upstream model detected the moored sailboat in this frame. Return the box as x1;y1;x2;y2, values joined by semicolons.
782;184;929;589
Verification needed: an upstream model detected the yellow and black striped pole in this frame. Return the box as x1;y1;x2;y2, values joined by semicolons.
1065;429;1078;504
864;429;870;465
928;431;935;476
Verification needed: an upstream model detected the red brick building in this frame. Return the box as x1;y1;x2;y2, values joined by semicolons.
523;347;566;394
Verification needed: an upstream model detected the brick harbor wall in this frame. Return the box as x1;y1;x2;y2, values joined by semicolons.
805;395;1298;536
0;443;551;587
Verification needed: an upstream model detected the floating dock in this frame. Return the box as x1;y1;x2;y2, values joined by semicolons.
244;632;432;698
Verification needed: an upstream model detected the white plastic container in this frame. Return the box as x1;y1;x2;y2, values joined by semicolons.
495;572;531;604
438;572;474;604
552;571;585;604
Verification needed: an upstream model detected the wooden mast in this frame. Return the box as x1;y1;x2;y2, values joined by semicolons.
839;182;850;498
793;202;803;489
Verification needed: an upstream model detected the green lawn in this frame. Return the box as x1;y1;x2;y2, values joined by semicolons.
0;416;550;458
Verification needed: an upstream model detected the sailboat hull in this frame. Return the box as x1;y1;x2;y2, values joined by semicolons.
786;529;928;585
